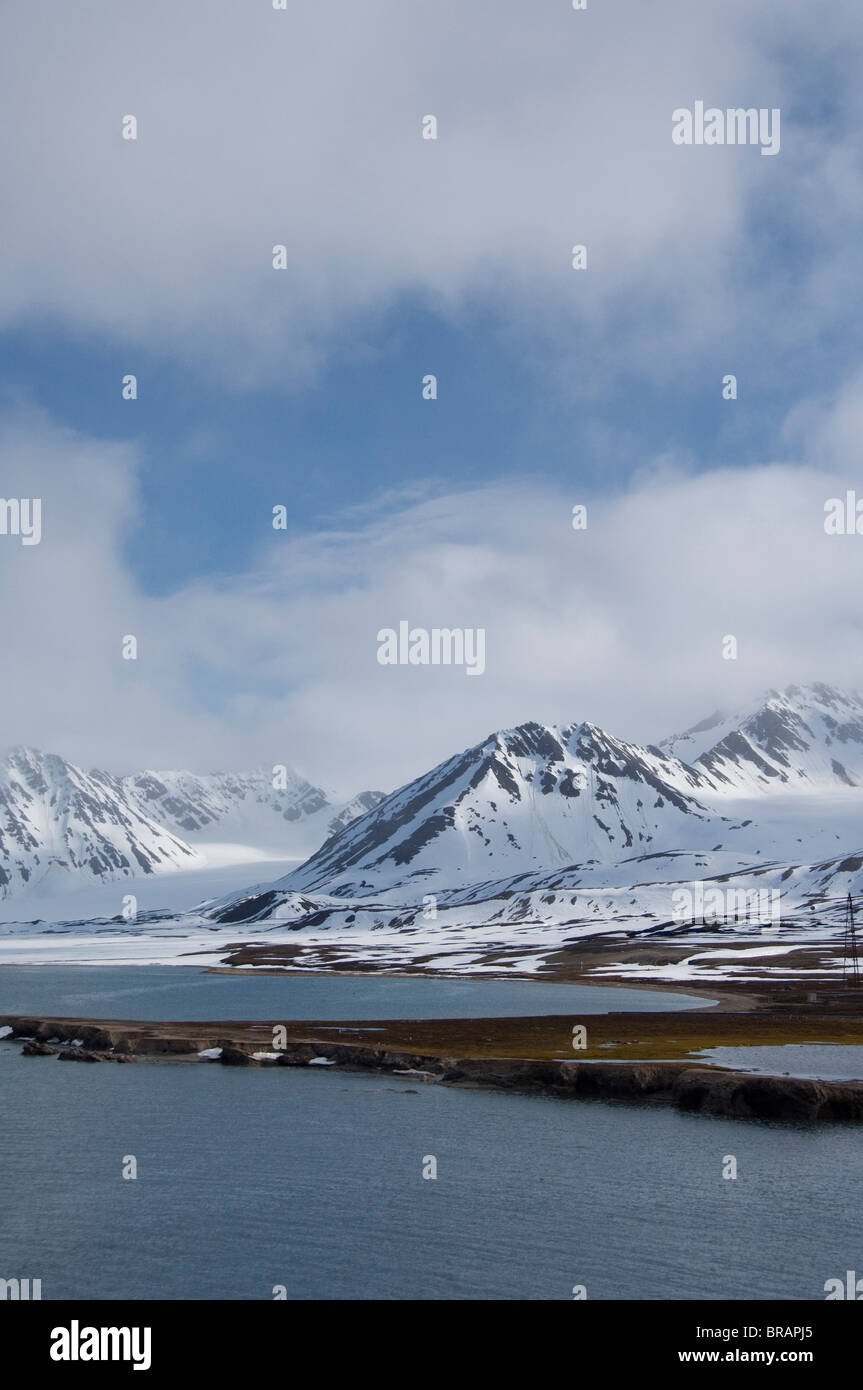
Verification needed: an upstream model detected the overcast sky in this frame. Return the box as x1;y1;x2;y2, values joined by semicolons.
1;0;863;797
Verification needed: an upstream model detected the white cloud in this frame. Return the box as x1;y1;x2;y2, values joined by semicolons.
4;405;863;795
4;2;863;795
1;0;857;381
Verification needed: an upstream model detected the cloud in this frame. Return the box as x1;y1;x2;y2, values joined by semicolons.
782;368;863;469
1;0;859;383
4;404;863;795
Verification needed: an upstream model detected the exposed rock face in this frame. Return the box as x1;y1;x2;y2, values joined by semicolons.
669;1067;863;1122
218;1045;256;1066
21;1040;58;1056
9;1020;136;1062
132;1037;198;1056
16;1020;114;1050
557;1062;674;1099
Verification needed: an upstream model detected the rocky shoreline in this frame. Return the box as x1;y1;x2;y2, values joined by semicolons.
3;1013;863;1124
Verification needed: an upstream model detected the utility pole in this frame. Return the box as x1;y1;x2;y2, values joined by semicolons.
843;894;860;983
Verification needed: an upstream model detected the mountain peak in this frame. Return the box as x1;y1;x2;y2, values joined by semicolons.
0;749;385;901
0;746;202;898
664;683;863;793
270;711;719;899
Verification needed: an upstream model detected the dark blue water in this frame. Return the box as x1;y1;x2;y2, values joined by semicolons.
0;1043;860;1300
1;967;858;1301
0;965;711;1021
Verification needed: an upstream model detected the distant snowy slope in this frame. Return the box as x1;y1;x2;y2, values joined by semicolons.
662;684;863;793
124;768;384;857
0;750;385;902
0;747;201;898
124;768;329;833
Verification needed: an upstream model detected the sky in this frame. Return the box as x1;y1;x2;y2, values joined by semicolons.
2;0;863;797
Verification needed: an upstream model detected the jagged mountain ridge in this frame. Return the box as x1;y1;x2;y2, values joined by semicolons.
221;684;863;915
125;768;330;833
124;767;384;846
4;684;861;911
0;747;202;898
266;719;736;899
0;749;384;900
662;683;863;793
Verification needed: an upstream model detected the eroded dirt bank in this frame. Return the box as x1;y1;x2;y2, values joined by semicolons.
3;1010;863;1124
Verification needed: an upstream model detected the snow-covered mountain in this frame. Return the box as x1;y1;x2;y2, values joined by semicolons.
210;684;863;924
0;747;202;898
5;683;863;957
662;683;863;793
124;768;329;834
5;686;863;981
124;768;384;856
0;748;385;901
265;719;733;899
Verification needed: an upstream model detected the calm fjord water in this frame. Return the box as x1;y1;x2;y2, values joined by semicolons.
0;967;858;1301
0;964;709;1020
